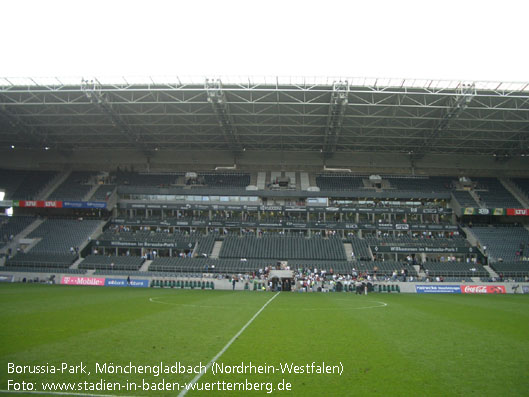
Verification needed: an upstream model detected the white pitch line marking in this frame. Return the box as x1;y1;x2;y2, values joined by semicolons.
149;296;224;308
149;296;238;309
269;299;388;311
177;292;280;396
149;296;388;311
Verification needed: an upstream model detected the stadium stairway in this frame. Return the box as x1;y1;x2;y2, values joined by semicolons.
462;227;481;251
82;184;101;201
256;172;266;190
484;265;499;279
139;260;152;272
264;171;272;187
368;246;375;260
70;257;84;270
74;220;108;259
190;243;198;257
285;171;299;189
0;218;45;256
501;178;529;208
22;238;43;253
23;218;46;235
300;172;310;190
39;170;71;200
106;189;119;210
469;189;486;209
308;173;317;188
414;265;427;279
210;241;223;259
344;242;353;261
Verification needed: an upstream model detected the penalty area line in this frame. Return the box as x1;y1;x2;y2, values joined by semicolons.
178;291;280;397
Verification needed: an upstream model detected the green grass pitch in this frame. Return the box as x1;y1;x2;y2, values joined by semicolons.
1;283;528;396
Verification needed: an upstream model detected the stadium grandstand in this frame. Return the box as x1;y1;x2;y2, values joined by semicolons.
2;0;529;394
0;76;529;287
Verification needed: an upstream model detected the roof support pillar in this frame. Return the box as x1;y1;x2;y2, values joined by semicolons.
205;78;242;154
323;81;349;157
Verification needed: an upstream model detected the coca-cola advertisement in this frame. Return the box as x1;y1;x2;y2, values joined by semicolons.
461;285;506;294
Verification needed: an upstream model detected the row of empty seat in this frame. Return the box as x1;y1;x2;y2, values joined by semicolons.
385;176;453;193
315;175;454;194
452;190;479;207
490;262;529;277
473;177;522;208
202;173;250;188
115;171;181;186
0;169;58;200
6;253;77;268
98;230;216;256
0;216;35;246
471;226;529;262
1;265;85;274
90;184;116;201
113;171;249;188
511;178;529;202
48;171;97;201
422;261;488;277
365;235;470;248
149;257;276;273
315;174;365;190
219;235;346;261
354;261;418;277
149;258;418;275
79;255;145;271
3;254;502;279
346;237;371;259
28;219;102;254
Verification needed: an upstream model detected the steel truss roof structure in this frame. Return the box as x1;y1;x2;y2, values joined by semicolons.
0;76;528;157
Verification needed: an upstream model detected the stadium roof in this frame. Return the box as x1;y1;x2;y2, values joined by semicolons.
1;76;528;157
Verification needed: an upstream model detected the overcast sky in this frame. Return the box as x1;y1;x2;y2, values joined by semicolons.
1;0;528;82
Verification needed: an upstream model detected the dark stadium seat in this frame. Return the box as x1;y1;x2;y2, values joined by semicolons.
48;171;98;201
472;178;522;208
471;226;529;262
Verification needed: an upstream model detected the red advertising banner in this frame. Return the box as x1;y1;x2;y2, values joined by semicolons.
18;200;63;208
506;209;529;216
61;276;105;286
461;285;506;294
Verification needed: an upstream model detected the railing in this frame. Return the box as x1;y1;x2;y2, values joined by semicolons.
3;261;72;269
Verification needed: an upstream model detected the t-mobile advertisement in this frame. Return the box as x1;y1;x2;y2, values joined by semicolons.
61;276;105;286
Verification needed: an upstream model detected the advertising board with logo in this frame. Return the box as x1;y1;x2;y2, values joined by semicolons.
460;285;506;294
62;201;107;209
506;209;529;216
16;200;63;208
416;285;461;293
61;276;105;286
105;278;149;288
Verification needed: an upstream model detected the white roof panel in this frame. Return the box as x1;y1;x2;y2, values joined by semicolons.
0;75;528;93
